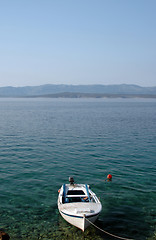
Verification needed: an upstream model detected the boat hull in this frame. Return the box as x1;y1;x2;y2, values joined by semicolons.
58;183;102;231
59;210;99;231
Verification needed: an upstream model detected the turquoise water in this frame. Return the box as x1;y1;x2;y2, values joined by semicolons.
0;98;156;240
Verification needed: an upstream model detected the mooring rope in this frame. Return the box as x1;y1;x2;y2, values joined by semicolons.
85;218;134;240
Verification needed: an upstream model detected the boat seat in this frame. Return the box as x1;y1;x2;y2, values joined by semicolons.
66;195;88;198
64;196;89;203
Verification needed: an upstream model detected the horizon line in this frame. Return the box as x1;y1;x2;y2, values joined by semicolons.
0;83;156;88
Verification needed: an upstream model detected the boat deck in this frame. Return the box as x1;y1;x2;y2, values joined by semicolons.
59;202;101;216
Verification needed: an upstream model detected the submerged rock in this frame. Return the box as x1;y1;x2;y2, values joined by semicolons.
0;231;10;240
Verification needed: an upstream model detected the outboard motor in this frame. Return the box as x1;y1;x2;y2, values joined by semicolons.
69;176;74;185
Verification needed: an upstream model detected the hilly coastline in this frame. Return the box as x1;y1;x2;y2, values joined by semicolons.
0;84;156;98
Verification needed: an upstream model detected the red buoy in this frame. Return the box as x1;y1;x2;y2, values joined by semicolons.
107;174;112;180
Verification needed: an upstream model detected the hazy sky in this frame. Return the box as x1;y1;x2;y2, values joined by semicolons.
0;0;156;87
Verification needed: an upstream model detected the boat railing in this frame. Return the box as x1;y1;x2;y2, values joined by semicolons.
92;194;100;203
89;189;100;203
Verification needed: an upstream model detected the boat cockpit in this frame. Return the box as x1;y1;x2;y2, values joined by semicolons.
61;184;96;204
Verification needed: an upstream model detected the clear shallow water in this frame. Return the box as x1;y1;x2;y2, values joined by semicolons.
0;98;156;240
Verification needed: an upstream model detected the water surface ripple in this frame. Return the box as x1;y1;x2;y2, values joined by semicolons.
0;98;156;240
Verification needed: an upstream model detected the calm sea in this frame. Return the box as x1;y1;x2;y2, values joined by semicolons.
0;98;156;240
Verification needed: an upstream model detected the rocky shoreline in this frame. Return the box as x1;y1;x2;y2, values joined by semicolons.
0;231;10;240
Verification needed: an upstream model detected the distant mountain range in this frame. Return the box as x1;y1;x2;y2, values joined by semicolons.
0;84;156;98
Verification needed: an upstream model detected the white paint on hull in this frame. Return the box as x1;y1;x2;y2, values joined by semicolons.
58;183;102;231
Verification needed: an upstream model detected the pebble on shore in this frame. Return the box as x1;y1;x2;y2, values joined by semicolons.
0;231;10;240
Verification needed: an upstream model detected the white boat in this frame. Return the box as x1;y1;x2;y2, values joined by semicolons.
58;177;102;231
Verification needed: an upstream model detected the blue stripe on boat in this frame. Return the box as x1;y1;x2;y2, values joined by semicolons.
85;184;91;202
63;184;66;198
60;210;99;219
